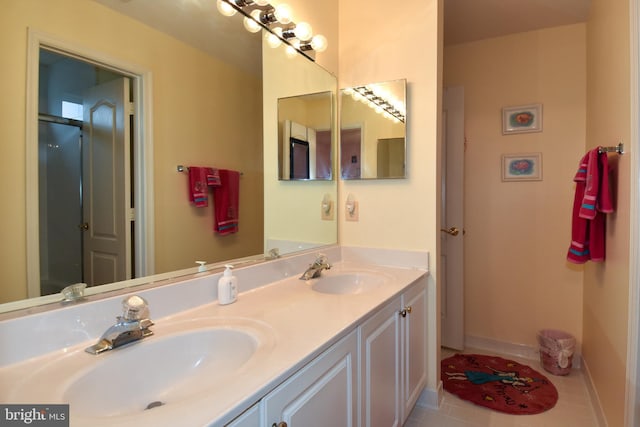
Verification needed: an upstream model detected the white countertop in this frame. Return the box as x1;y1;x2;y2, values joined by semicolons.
0;249;428;427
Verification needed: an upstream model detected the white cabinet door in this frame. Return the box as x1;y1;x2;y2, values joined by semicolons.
263;330;358;427
225;402;260;427
401;280;428;423
360;296;402;427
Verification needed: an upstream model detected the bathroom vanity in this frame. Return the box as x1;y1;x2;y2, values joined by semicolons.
0;247;429;427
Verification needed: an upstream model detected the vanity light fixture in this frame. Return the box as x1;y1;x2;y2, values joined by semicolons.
216;0;327;61
346;86;406;123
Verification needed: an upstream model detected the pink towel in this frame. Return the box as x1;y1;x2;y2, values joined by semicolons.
188;167;209;207
213;169;240;235
567;148;613;263
206;168;221;187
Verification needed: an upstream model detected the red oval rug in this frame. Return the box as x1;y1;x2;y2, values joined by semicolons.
441;353;558;415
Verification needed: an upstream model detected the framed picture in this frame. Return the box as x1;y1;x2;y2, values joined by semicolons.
502;153;542;181
502;104;542;134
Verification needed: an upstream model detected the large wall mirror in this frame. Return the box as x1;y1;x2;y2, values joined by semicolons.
1;0;337;313
340;79;407;179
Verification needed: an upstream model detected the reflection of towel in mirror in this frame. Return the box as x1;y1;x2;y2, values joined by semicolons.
567;148;613;263
213;169;240;235
206;168;221;187
188;166;209;207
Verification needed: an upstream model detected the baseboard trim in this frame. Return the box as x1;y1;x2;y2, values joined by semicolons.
582;357;608;427
416;381;443;409
464;334;582;369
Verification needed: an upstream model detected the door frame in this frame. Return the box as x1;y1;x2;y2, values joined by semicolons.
626;0;640;425
25;28;155;297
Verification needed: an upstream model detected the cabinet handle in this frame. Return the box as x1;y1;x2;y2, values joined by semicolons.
272;423;287;427
399;306;413;317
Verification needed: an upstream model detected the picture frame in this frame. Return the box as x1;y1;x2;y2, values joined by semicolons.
501;153;542;182
502;103;542;134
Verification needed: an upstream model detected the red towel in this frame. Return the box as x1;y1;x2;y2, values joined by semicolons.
188;167;209;207
206;168;221;187
567;148;613;263
213;169;240;235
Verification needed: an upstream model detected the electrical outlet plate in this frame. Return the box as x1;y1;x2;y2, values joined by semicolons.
321;201;333;220
346;201;359;221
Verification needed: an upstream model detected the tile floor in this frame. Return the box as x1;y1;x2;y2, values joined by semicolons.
405;348;599;427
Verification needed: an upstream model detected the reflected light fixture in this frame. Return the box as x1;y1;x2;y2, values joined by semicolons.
265;27;283;48
216;0;327;61
348;86;406;123
216;0;236;16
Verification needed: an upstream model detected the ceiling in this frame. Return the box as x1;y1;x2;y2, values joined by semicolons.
92;0;261;75
444;0;592;46
93;0;592;69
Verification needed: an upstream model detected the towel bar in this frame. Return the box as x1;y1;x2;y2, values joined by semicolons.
177;165;243;175
598;142;624;154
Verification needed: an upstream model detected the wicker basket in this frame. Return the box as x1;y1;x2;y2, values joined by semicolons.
537;329;575;376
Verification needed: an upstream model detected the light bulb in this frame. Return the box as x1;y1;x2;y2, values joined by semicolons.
265;29;282;48
216;0;236;16
310;34;328;52
293;22;313;41
285;45;298;58
243;10;262;33
273;4;293;24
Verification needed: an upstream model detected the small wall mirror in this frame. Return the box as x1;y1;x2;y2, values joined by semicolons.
340;79;407;179
278;91;333;180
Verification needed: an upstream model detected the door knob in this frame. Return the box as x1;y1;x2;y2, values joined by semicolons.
78;222;89;231
272;423;288;427
440;226;459;236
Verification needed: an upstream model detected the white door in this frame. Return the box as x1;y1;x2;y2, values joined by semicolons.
82;78;131;286
441;86;465;350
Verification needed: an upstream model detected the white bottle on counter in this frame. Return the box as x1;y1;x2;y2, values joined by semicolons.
217;264;238;305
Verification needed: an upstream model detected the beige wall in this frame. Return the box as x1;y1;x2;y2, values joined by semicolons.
0;0;263;303
339;0;443;396
444;24;587;351
585;0;631;425
263;40;338;249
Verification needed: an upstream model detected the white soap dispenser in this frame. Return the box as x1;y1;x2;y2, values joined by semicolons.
217;264;238;305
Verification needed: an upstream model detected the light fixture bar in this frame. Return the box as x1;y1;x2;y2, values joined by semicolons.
218;0;325;61
351;86;406;123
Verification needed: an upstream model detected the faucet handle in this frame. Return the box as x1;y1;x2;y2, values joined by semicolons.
315;253;328;264
121;295;149;321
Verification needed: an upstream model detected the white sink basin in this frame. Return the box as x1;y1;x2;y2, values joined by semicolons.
311;271;388;294
8;317;275;422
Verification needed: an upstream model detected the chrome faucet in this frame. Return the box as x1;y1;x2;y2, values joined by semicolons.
85;295;154;355
299;254;332;280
